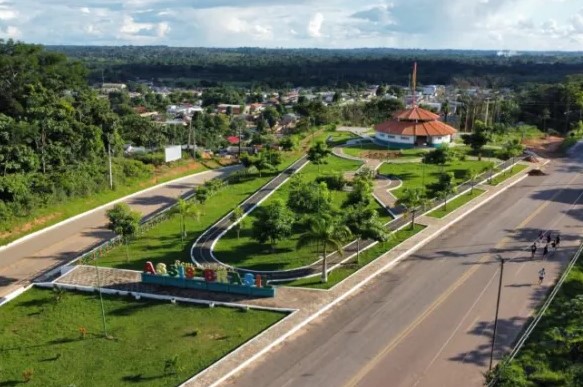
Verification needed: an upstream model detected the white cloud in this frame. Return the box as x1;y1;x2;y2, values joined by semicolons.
307;12;324;37
0;0;580;49
0;25;21;38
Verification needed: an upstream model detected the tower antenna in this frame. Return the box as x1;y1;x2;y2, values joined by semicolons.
412;62;417;107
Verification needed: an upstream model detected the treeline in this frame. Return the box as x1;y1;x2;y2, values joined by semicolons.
48;46;583;88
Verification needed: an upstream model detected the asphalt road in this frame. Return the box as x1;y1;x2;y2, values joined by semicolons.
0;165;240;299
229;148;583;387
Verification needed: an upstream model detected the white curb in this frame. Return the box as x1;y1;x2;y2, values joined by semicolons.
0;165;239;253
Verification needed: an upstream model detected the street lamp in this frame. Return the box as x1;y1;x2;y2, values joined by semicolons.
489;255;507;370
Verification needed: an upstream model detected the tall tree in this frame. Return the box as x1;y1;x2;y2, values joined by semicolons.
106;203;141;262
172;198;196;242
307;141;331;173
252;199;294;251
297;215;350;283
230;206;244;240
396;188;427;229
344;205;389;263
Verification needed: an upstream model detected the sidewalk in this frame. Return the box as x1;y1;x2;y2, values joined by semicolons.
49;160;536;387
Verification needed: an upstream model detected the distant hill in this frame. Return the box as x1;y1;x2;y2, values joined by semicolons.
47;46;583;88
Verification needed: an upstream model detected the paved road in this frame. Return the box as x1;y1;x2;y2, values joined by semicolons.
0;165;240;299
229;148;583;387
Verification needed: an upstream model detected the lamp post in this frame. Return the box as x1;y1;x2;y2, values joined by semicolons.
489;255;507;370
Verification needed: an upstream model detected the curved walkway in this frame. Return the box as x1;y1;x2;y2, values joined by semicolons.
191;150;411;282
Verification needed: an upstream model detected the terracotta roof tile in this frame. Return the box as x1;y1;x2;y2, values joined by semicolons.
394;106;440;121
374;120;457;137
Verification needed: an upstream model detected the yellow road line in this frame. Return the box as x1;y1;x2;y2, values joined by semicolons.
344;171;578;387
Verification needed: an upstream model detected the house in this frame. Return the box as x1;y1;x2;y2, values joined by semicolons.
281;113;299;126
374;106;456;149
217;104;242;114
100;83;127;93
226;136;240;145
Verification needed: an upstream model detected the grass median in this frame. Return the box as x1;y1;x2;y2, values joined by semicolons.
487;164;528;186
426;189;485;218
0;287;285;386
282;224;425;290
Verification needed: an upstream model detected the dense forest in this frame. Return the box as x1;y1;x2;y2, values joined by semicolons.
48;46;583;88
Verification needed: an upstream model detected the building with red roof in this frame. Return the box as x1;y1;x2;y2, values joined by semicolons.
226;136;240;145
374;106;456;149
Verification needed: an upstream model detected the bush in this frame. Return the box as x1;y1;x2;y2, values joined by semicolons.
131;152;166;166
315;173;346;190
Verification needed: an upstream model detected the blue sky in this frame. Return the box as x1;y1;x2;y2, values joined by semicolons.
0;0;582;50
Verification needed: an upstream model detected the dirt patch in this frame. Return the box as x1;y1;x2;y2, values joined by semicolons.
2;213;61;241
522;135;563;157
362;150;408;160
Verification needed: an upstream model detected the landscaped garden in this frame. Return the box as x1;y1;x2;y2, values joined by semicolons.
342;142;429;160
283;224;425;289
96;149;305;271
0;287;285;386
214;153;392;271
378;159;494;200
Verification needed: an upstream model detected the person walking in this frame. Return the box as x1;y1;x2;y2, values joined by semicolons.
530;243;537;260
555;234;561;248
538;268;546;285
547;233;552;244
538;230;545;242
542;244;549;260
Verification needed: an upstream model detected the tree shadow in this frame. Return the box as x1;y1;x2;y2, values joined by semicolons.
0;380;23;386
121;373;167;383
129;195;175;207
449;316;528;367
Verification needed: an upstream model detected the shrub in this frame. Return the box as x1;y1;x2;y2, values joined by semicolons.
315;173;346;190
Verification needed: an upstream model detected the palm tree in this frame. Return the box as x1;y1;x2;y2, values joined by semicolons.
230;206;244;239
396;188;426;229
173;198;196;242
467;169;479;194
297;215;351;283
345;206;389;264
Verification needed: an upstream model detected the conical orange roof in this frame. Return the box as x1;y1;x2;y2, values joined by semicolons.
394;106;440;121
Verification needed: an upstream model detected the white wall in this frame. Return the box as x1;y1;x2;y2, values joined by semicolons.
430;135;451;144
375;132;415;144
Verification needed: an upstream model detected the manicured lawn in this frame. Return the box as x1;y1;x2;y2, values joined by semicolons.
343;143;428;159
283;224;426;289
378;160;494;199
0;287;284;386
0;159;211;246
96;151;303;271
488;164;528;186
214;154;392;271
427;189;485;218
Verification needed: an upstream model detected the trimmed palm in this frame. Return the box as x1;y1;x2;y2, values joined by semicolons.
297;216;351;283
173;198;197;241
396;188;426;229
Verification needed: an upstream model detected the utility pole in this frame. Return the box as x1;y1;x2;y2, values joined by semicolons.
484;98;491;127
489;256;507;370
107;134;113;190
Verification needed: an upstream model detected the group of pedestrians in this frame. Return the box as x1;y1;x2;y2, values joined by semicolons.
530;231;560;285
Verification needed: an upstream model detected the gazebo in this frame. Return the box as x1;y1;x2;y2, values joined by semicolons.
373;106;457;149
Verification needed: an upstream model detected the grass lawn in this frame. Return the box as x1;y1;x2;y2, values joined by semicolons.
488;164;528;186
377;160;494;200
214;154;393;271
0;287;285;386
283;224;426;289
96;151;303;271
0;159;212;246
342;143;428;159
427;189;485;218
489;125;544;145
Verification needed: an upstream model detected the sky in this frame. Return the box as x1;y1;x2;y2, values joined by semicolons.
0;0;582;50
